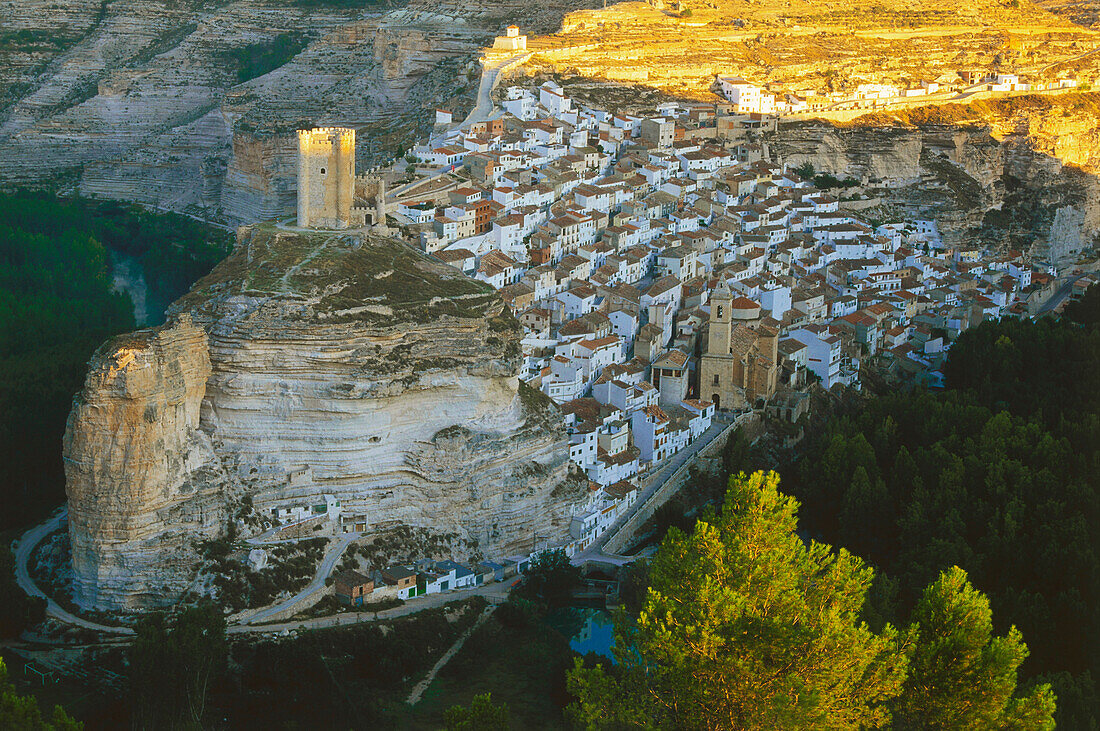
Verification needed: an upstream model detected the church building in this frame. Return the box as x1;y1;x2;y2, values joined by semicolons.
698;283;780;409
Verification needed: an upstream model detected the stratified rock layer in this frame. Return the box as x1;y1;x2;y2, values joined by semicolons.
65;314;223;609
0;0;600;224
765;97;1100;263
65;228;580;611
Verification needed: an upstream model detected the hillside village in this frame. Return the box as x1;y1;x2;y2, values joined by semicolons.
400;80;1084;443
255;59;1100;611
318;72;1088;569
716;71;1081;116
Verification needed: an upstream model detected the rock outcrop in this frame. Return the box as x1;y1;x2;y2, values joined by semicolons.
65;314;223;609
765;95;1100;262
515;0;1098;103
0;0;600;224
65;228;581;611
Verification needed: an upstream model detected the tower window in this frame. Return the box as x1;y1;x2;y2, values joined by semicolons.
320;167;326;175
717;305;724;319
713;374;720;386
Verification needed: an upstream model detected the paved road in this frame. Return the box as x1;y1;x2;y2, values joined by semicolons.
229;578;515;635
572;416;743;566
12;508;135;636
238;531;359;625
13;510;514;637
1038;276;1078;316
459;52;532;130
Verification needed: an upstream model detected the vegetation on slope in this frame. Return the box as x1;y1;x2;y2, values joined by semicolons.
0;547;45;639
0;657;81;730
779;284;1100;727
568;472;1054;729
288;0;385;7
0;191;228;532
223;33;310;84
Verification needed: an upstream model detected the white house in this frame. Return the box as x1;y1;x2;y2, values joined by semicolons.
717;77;776;114
786;325;843;388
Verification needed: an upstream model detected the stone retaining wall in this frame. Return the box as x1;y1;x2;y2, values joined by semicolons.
603;413;759;555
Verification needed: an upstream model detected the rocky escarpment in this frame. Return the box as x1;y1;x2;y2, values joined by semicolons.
765;94;1100;265
65;227;581;611
65;314;225;610
0;0;599;224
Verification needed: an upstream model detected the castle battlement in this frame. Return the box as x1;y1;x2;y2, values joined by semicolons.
299;127;356;138
297;127;356;229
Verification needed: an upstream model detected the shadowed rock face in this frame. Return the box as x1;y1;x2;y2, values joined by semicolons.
65;228;581;611
764;98;1100;263
0;0;600;224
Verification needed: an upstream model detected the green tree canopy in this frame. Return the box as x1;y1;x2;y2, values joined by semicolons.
517;548;582;608
894;566;1055;729
0;657;81;730
444;692;511;730
0;190;228;530
567;471;909;729
130;603;226;729
786;303;1100;725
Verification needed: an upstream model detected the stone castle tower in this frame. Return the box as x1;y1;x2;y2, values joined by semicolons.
297;127;356;229
699;283;779;410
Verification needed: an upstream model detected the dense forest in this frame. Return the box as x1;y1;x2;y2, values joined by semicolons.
569;472;1055;729
782;285;1100;728
0;191;229;533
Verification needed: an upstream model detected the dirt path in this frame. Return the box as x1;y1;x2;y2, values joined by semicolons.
405;604;497;706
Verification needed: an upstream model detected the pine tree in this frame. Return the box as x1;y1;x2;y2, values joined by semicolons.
444;693;510;730
0;657;81;730
893;566;1056;730
567;472;908;730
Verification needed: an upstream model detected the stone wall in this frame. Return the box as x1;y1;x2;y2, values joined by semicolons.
603;414;758;555
297;128;356;229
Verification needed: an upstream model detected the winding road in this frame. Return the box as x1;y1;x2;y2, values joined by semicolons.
237;531;358;626
459;52;532;130
228;579;514;636
12;507;134;636
12;510;507;639
13;415;738;636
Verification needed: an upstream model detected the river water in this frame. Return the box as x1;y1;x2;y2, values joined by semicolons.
545;607;616;661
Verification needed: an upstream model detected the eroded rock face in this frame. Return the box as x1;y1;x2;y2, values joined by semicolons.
65;229;580;611
765;100;1100;261
65;314;223;609
0;0;601;224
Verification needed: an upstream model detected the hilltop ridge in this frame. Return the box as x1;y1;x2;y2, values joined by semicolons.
511;0;1100;103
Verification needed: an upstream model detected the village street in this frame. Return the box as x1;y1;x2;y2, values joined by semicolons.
227;578;514;635
572;414;744;567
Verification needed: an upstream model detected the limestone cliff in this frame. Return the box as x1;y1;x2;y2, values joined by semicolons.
515;0;1098;103
0;0;599;224
765;94;1100;264
65;228;581;611
65;314;223;609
